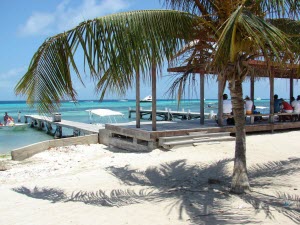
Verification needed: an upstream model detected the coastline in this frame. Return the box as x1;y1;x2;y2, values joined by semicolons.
0;99;272;154
0;131;299;225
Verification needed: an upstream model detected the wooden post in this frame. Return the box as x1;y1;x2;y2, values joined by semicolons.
250;74;255;106
290;78;294;103
136;67;141;128
217;76;226;126
152;61;157;131
200;72;205;125
269;72;274;125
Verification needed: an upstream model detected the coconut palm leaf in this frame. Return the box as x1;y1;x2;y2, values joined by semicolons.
15;10;196;113
213;6;293;75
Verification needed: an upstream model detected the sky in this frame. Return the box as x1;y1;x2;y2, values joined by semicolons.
0;0;299;101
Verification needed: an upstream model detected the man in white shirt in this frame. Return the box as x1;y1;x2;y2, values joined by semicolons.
292;96;300;113
223;94;232;114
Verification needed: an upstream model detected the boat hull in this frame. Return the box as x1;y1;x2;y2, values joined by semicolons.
0;124;28;131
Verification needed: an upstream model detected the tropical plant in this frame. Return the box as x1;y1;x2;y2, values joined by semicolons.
15;0;300;193
163;0;300;194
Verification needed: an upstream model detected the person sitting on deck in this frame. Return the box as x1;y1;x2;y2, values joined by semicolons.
291;97;300;113
279;99;293;122
222;94;234;125
274;94;283;113
244;96;253;115
223;94;232;115
253;105;263;122
280;99;293;113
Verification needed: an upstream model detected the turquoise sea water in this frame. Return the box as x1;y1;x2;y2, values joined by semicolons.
0;99;271;154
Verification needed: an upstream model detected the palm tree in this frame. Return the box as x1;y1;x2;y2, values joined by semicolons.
15;1;300;193
164;1;299;193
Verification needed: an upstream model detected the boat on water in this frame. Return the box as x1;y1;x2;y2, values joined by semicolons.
0;123;28;131
256;97;262;100
140;95;152;102
119;99;128;102
86;108;124;126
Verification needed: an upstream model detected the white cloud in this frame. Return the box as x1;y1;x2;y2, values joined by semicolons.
19;0;130;36
0;66;27;80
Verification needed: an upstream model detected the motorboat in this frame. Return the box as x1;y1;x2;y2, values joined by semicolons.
256;97;262;101
140;95;152;102
86;108;124;126
0;123;28;131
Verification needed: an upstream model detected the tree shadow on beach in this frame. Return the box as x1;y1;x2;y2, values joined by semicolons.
13;157;300;224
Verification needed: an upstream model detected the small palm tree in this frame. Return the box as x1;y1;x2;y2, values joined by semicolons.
15;1;300;193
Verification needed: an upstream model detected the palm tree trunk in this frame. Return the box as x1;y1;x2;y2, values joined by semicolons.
228;79;250;194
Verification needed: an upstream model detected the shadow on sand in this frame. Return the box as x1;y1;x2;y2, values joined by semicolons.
13;157;300;224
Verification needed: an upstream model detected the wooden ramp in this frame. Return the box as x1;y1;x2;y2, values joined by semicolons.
24;115;103;134
158;131;235;149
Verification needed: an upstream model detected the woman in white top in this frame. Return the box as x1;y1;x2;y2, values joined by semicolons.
244;96;253;115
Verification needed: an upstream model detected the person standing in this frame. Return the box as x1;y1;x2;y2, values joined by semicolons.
18;111;21;122
3;112;9;125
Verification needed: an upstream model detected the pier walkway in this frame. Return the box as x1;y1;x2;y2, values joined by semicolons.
24;115;103;137
128;108;216;120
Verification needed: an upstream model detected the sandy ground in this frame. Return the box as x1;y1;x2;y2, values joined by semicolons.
0;131;299;225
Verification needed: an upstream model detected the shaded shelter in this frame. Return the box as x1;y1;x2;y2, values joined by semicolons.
167;59;299;126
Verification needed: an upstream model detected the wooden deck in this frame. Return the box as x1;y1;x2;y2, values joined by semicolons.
23;114;300;152
105;118;300;151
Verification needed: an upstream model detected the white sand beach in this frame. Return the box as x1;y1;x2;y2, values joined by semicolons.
0;131;299;225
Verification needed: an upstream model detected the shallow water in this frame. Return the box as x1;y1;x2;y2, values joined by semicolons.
0;99;270;153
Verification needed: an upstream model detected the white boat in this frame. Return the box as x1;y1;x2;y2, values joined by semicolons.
119;99;128;102
256;97;262;100
86;109;124;126
140;95;152;102
0;123;28;131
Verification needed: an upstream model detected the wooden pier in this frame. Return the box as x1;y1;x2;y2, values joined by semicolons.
24;115;103;138
128;108;216;121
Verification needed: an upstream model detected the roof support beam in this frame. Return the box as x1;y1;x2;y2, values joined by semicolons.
200;72;205;125
269;72;274;128
135;66;141;128
250;74;255;106
290;78;294;103
152;61;157;131
218;76;226;126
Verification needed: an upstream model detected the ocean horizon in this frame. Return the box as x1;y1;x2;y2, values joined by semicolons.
0;99;271;154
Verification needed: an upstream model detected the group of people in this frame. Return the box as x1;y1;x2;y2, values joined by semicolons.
222;93;300;124
0;112;15;126
222;94;254;115
274;94;300;114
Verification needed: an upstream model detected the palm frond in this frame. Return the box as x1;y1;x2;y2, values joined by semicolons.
259;0;300;19
15;10;196;113
212;6;293;74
